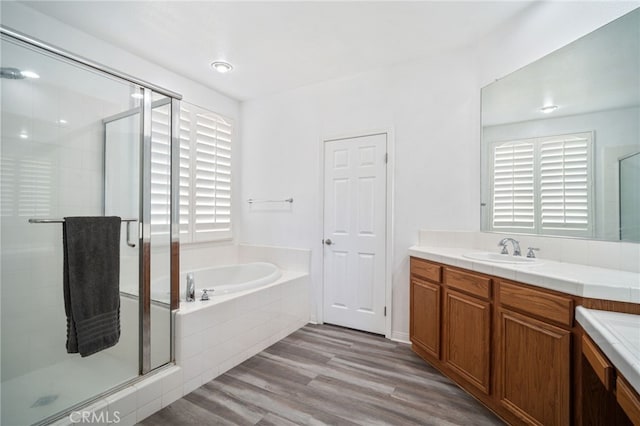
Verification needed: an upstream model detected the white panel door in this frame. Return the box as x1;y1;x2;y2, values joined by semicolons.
323;133;387;334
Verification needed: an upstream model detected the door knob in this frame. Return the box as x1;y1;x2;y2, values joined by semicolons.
324;239;333;245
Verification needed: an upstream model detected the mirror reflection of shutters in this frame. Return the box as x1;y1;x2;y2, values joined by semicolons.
539;134;591;233
492;141;535;230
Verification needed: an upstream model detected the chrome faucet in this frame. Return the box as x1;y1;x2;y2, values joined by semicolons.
186;273;195;302
498;238;521;256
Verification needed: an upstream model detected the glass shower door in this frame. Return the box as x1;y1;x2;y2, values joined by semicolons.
0;37;143;425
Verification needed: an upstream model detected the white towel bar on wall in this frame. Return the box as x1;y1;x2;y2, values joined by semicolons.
247;198;293;204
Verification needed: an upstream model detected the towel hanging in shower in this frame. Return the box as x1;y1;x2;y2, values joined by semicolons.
63;216;121;357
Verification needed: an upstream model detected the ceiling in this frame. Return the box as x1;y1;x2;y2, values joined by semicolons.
21;1;534;101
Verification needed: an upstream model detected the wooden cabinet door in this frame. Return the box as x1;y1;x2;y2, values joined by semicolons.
498;308;571;426
443;289;491;394
410;278;440;359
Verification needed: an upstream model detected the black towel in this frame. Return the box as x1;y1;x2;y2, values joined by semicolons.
63;216;121;357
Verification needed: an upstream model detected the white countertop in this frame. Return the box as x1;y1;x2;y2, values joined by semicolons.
409;245;640;304
576;307;640;394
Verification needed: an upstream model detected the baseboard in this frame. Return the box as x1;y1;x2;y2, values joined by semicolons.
390;331;411;344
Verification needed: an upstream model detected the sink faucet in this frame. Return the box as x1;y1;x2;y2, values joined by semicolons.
498;238;521;256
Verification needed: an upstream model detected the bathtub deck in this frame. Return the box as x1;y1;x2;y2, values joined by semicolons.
140;324;503;425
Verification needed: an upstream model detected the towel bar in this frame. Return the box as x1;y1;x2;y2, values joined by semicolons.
247;198;293;204
28;218;138;224
28;218;138;248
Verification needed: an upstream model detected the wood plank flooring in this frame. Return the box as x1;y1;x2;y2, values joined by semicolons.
140;324;504;425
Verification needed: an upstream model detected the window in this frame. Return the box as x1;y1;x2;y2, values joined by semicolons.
149;102;232;242
489;132;593;237
180;103;233;242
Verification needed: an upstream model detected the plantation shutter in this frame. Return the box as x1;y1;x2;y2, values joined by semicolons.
179;103;233;242
179;105;192;239
539;133;591;233
489;132;593;237
150;104;171;236
491;141;535;230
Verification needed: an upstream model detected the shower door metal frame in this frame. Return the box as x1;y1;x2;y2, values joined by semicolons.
0;25;182;378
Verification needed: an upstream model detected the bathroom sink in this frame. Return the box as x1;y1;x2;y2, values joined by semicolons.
463;252;540;264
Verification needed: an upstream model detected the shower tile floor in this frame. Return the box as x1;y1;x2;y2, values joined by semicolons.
1;352;137;426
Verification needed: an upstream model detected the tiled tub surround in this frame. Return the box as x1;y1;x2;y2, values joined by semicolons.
174;269;311;395
48;244;311;425
411;230;640;303
577;307;640;394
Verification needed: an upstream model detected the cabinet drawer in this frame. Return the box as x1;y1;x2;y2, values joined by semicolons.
411;258;442;283
499;281;573;327
444;268;491;299
617;376;640;425
582;334;613;390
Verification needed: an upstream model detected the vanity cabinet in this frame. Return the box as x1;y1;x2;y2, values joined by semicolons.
443;288;491;394
410;259;493;396
496;279;573;425
581;333;638;425
410;257;577;425
442;267;492;394
496;308;571;425
410;277;441;358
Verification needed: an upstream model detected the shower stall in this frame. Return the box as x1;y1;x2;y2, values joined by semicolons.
0;28;180;425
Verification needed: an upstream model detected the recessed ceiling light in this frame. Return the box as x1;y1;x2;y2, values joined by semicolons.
210;61;233;74
58;119;68;125
131;93;144;99
19;132;28;139
20;70;40;79
540;105;558;114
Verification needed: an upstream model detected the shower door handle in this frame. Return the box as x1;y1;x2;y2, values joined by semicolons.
126;220;136;248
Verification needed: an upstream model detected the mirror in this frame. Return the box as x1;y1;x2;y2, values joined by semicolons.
480;8;640;242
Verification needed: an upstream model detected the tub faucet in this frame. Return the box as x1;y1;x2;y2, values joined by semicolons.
186;273;195;302
498;238;521;256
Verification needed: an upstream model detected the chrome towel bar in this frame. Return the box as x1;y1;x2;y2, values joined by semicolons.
28;218;138;248
28;218;138;224
247;198;293;204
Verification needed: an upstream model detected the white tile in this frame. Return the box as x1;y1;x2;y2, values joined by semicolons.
201;366;219;384
181;353;204;381
201;346;222;371
161;386;183;408
631;287;640;304
105;386;137;418
161;367;183;394
136;397;162;423
183;375;202;395
180;309;207;337
588;241;621;270
135;374;163;408
582;285;632;302
619;242;640;273
559;238;588;265
181;330;205;359
115;412;137;426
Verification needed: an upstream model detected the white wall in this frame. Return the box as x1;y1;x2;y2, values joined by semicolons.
240;2;640;339
240;50;479;339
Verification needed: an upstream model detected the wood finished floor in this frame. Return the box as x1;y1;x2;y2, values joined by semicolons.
140;324;504;426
